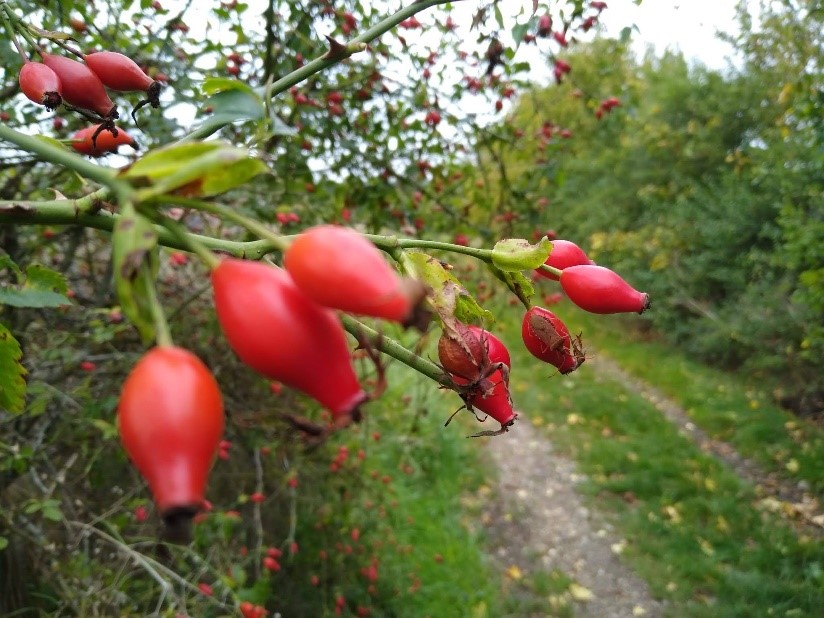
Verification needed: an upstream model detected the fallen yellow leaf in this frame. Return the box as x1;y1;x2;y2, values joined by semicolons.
568;583;594;602
505;565;522;581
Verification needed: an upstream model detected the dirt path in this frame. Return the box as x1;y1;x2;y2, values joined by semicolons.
589;354;824;534
483;418;665;618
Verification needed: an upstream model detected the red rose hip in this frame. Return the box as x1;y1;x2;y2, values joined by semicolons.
560;264;650;314
211;258;367;421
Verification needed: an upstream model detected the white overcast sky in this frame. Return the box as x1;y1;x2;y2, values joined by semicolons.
601;0;750;70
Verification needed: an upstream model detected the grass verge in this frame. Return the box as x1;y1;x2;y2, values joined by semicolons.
553;304;824;499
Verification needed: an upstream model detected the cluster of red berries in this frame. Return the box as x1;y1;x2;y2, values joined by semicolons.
438;238;648;435
116;226;428;534
18;32;162;156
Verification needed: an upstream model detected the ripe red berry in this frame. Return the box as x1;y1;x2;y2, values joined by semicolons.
439;325;516;429
83;51;153;93
41;53;116;118
211;259;367;421
80;360;97;372
538;14;552;37
553;59;572;84
19;61;63;110
536;240;593;281
118;346;224;525
70;125;135;157
263;556;281;572
197;582;213;596
227;51;245;65
283;225;426;326
438;323;510;382
521;306;582;374
424;110;441;126
83;51;162;121
459;368;516;428
560;264;650;314
249;492;265;503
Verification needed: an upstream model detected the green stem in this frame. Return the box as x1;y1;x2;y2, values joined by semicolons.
538;264;563;278
0;199;274;259
0;124;133;205
151;215;221;270
1;4;38;51
339;314;451;388
360;233;494;262
0;6;27;62
142;262;173;347
184;0;463;141
150;195;289;251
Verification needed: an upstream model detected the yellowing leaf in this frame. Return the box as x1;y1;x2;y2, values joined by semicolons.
698;537;715;556
568;583;593;602
716;516;730;533
505;565;523;581
471;602;488;618
786;458;800;473
663;505;681;524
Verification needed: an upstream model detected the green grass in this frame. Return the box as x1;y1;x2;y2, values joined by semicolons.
550;304;824;499
486;309;824;617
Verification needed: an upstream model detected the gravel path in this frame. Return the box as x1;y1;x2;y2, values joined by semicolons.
483;418;665;618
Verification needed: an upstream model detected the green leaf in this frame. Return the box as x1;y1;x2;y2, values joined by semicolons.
511;22;529;47
0;256;71;308
124;141;267;198
112;206;158;344
0;322;27;413
491;237;552;271
620;26;634;43
0;537;8;552
90;419;119;440
201;76;257;96
400;251;493;326
0;253;22;279
493;4;504;29
0;289;71;308
122;142;219;181
34;134;70;151
42;502;63;522
205;88;265;122
489;265;535;307
24;264;69;295
25;381;56;417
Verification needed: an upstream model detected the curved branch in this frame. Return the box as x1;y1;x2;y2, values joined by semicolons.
0;199;275;259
